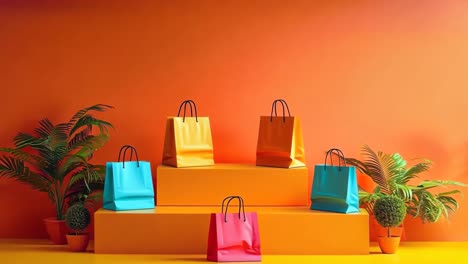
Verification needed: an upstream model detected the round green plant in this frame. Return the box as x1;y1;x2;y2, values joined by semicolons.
65;204;91;235
373;195;406;237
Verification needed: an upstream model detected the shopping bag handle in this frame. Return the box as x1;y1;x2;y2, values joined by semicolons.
324;148;346;171
221;196;241;218
122;145;140;168
118;145;134;162
221;196;246;222
177;100;198;122
270;99;291;122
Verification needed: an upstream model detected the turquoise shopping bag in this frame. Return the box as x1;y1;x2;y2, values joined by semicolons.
310;148;359;214
103;145;155;211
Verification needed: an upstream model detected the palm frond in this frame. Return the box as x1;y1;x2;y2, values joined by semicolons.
66;164;104;190
73;134;110;159
66;181;104;199
344;157;370;175
436;190;463;197
358;187;384;214
70;115;113;136
0;147;46;167
67;125;92;150
360;145;392;193
33;119;54;138
68;104;113;124
0;156;51;192
415;180;468;190
13;133;48;149
394;183;413;201
68;104;113;136
418;191;443;223
68;134;110;155
400;160;432;184
436;195;459;214
384;153;407;187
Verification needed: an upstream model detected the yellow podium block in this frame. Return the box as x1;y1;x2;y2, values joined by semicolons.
156;164;309;206
94;207;369;255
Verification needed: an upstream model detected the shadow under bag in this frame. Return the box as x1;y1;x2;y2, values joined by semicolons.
310;148;359;214
103;145;155;211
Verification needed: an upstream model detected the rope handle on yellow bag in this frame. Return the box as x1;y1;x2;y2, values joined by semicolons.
177;100;198;122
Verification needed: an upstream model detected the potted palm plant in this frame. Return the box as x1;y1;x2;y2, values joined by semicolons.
373;195;406;254
0;104;113;244
343;145;467;236
65;202;91;252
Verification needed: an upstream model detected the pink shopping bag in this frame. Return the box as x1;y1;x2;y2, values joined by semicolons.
207;196;262;262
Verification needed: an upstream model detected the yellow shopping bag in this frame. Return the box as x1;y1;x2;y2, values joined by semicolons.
162;100;215;168
256;99;306;168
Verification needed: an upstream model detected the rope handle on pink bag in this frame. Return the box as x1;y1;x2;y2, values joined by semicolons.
221;196;246;222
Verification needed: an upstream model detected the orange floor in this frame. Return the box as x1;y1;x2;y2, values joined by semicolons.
1;239;468;264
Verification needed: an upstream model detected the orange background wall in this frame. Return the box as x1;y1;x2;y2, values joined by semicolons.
1;0;467;241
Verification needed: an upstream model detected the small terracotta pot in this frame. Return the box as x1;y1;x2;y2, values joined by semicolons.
66;233;90;252
378;236;401;254
43;218;68;245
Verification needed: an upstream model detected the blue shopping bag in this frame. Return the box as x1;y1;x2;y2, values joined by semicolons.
310;148;359;214
103;145;155;211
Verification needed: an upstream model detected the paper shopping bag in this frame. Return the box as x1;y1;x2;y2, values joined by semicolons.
311;148;359;213
256;99;306;168
103;145;155;211
162;100;214;168
207;196;261;262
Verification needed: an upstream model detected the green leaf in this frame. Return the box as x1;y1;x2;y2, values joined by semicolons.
360;145;394;193
415;180;468;190
68;134;110;155
68;104;113;130
13;133;48;149
0;156;51;192
437;190;462;196
0;147;46;168
400;161;432;184
34;119;55;138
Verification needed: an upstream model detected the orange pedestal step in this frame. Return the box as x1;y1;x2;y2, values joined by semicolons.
156;164;309;206
94;206;369;255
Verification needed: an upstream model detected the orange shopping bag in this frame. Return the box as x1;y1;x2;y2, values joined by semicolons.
162;100;215;168
256;99;306;168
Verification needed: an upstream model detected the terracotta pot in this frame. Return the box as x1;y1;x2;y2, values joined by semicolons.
43;218;68;245
378;236;401;254
66;233;90;252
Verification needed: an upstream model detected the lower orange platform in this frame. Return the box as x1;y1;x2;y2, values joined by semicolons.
94;206;369;255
